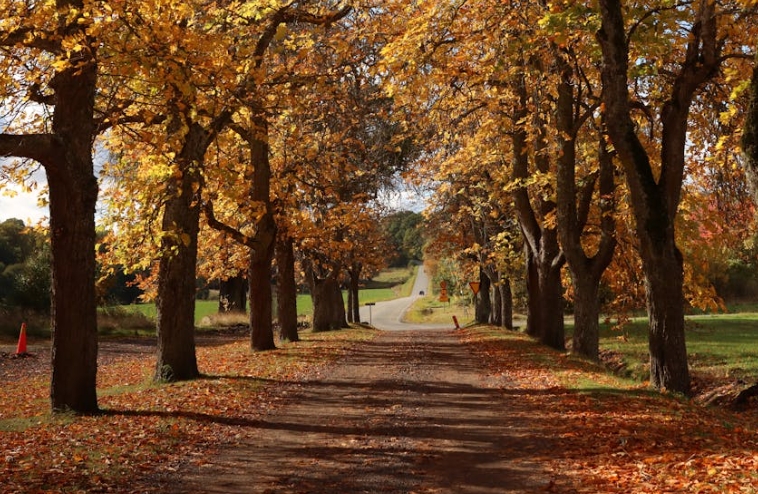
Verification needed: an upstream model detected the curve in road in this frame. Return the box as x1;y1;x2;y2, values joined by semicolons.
359;265;453;331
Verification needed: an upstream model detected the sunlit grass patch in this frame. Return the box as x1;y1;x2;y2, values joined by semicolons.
596;314;758;383
404;296;474;325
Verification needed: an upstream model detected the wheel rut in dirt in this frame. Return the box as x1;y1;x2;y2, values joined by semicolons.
166;329;557;493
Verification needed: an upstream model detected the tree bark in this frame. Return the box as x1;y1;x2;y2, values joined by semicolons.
511;72;565;350
155;129;205;381
311;276;348;332
475;267;491;324
0;2;101;413
524;244;541;338
555;61;616;361
490;276;502;327
219;274;247;313
247;114;277;351
249;229;276;350
276;235;299;342
597;0;720;394
347;263;362;324
47;39;100;413
500;278;513;330
742;64;758;200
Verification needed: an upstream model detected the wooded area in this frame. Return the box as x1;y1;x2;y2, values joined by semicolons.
1;0;758;415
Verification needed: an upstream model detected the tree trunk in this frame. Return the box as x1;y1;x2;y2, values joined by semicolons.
536;240;565;350
219;274;247;313
347;286;355;324
249;230;276;350
491;278;502;326
571;276;601;359
276;236;299;342
248;112;277;351
0;3;101;413
500;278;513;330
511;72;565;349
524;244;541;338
475;267;491;324
643;245;689;391
555;62;616;361
742;63;758;201
348;264;361;324
312;277;347;332
596;0;723;394
155;151;202;382
47;45;100;413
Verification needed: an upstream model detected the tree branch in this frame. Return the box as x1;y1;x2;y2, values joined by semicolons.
0;133;59;166
203;200;258;249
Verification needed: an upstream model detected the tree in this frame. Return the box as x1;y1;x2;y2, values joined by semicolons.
384;211;425;267
204;3;353;348
0;220;51;313
596;0;753;393
0;0;105;412
742;58;758;204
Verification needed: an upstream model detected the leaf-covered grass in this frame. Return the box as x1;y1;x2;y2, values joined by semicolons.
0;327;376;493
459;326;758;492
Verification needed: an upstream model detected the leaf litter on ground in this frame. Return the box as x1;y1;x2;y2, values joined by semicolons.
1;325;757;493
457;326;758;493
0;328;375;493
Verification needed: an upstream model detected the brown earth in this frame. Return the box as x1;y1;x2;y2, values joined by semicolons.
153;329;560;493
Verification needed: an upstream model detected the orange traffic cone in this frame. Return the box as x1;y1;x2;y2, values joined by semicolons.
15;323;27;355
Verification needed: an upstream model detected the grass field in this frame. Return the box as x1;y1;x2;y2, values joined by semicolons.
115;265;418;326
594;312;758;384
5;264;757;391
404;295;476;326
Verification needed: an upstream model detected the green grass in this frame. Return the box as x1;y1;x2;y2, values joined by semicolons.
116;266;419;326
404;295;475;325
592;313;758;383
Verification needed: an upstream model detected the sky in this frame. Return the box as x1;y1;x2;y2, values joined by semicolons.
0;184;49;225
0;177;430;227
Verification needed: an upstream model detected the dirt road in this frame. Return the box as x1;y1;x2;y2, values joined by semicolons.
163;330;558;493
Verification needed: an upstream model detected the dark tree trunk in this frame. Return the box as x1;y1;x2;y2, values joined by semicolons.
347;264;361;324
524;244;541;338
248;114;277;351
276;236;299;342
522;233;565;348
156;136;205;381
571;276;601;359
536;240;565;350
490;278;502;327
500;278;513;330
475;267;491;324
742;64;758;201
48;41;99;412
597;0;720;394
511;73;565;350
312;277;347;332
555;62;616;361
0;2;101;413
249;229;276;350
154;104;231;382
347;286;355;324
219;274;247;313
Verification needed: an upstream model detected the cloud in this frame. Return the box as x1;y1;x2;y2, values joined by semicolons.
0;186;48;225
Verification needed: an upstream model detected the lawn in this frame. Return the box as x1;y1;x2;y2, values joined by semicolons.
595;312;758;384
117;266;418;326
403;295;476;326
